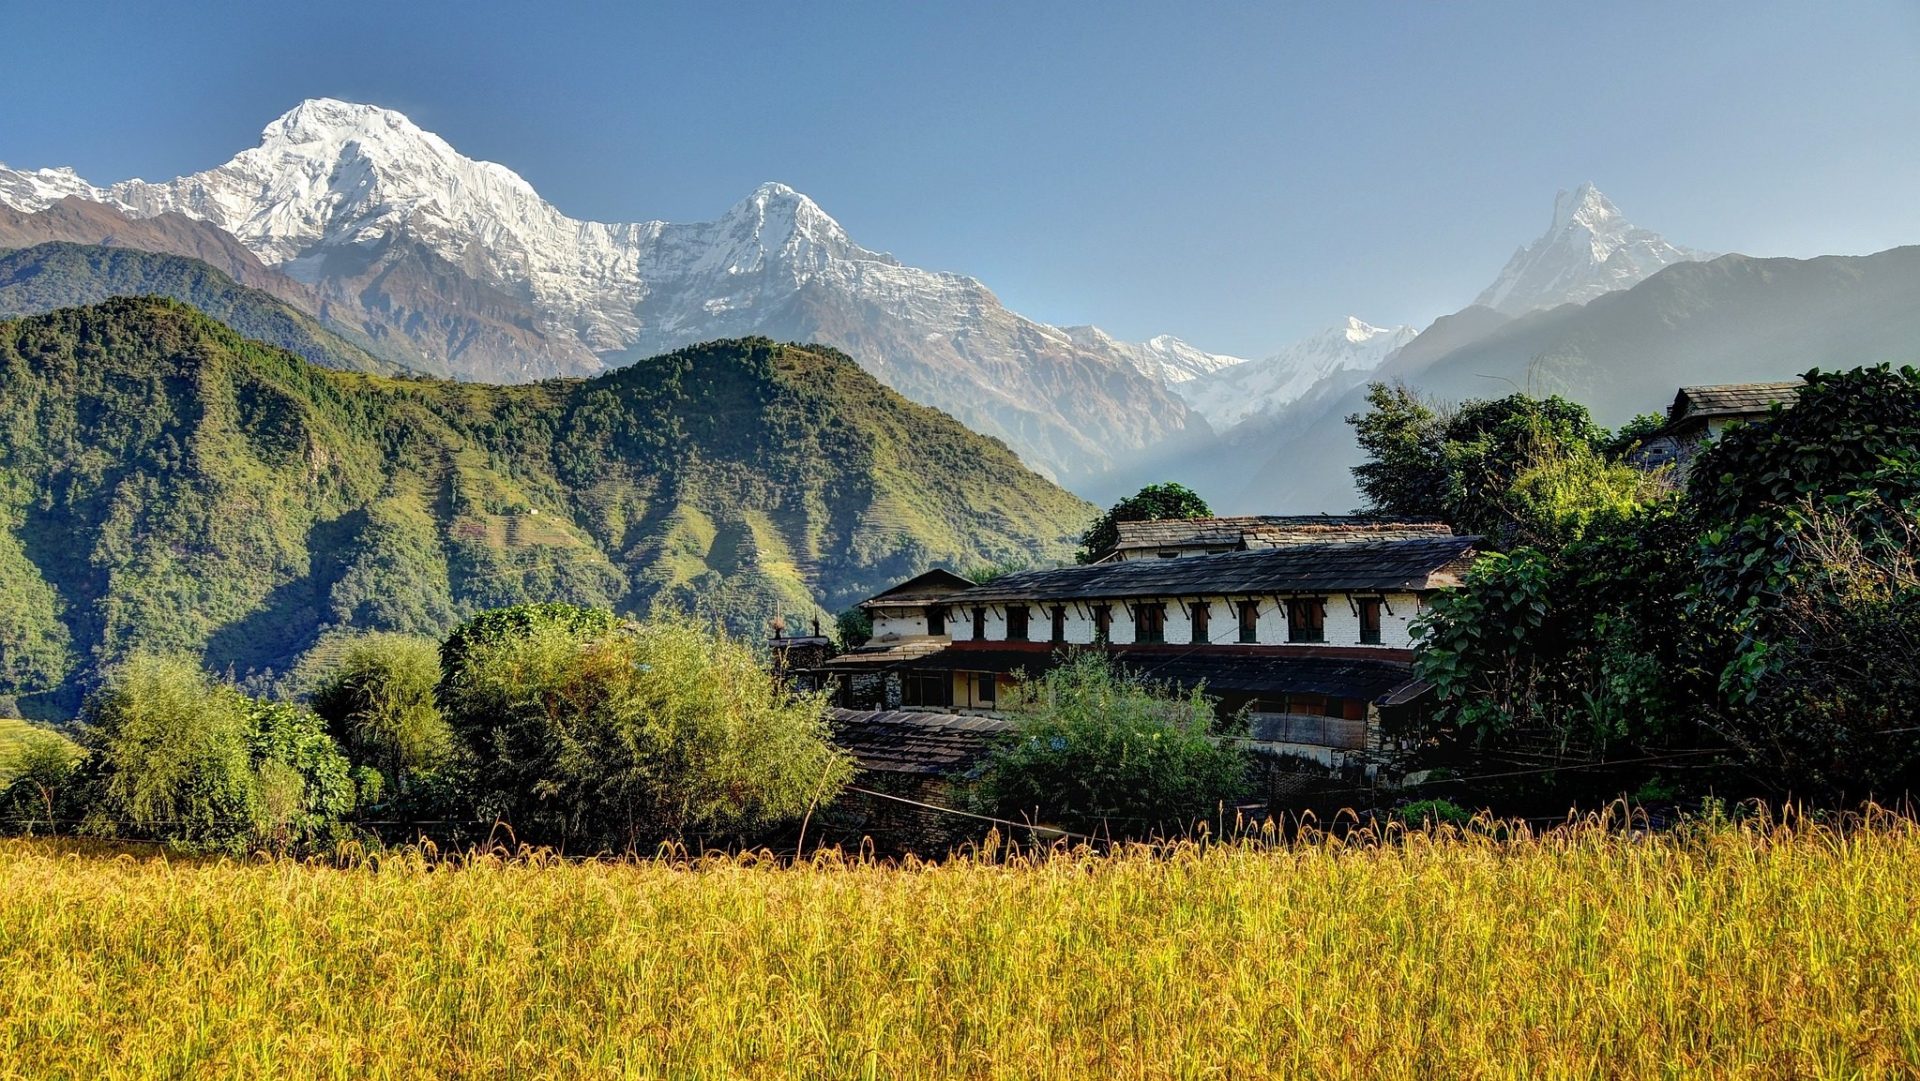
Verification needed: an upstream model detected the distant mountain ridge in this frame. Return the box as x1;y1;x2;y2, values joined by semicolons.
1231;245;1920;512
0;98;1209;484
0;242;402;376
0;297;1093;715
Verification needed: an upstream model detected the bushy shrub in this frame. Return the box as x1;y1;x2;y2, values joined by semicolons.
79;656;263;851
310;632;452;797
77;655;358;852
0;722;83;833
975;653;1249;837
442;611;851;850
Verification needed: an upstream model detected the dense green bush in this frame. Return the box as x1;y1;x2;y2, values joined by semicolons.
0;720;82;833
1347;383;1615;546
1407;367;1920;804
310;632;452;797
442;611;851;850
975;653;1249;837
75;655;360;852
78;656;266;851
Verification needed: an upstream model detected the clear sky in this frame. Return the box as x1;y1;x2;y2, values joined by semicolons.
3;1;1917;356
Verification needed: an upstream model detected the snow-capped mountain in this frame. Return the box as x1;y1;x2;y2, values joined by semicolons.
1175;317;1415;429
1473;183;1714;315
1059;326;1247;384
0;98;1201;483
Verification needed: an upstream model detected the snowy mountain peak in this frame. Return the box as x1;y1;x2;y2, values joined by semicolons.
1060;327;1247;384
1340;315;1395;342
1550;182;1618;233
1474;184;1713;316
264;97;422;142
722;181;852;248
1176;316;1415;430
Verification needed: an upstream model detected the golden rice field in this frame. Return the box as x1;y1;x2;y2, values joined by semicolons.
1;817;1918;1080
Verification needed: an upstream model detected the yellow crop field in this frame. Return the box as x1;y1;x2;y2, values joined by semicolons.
1;817;1917;1080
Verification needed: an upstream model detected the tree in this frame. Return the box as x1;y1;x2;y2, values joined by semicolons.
1077;483;1212;563
1504;436;1675;549
79;655;262;851
1682;366;1920;797
245;698;359;850
973;653;1249;837
833;607;872;650
1346;384;1615;546
310;633;452;796
77;655;360;852
438;602;622;690
440;609;851;849
1348;382;1450;519
0;725;82;834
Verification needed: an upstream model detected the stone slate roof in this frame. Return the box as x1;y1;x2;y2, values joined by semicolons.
1111;515;1450;556
947;536;1477;603
828;709;1013;775
860;568;977;608
1670;381;1803;423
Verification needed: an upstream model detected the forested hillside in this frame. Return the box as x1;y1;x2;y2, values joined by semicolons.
0;243;405;375
0;298;1091;715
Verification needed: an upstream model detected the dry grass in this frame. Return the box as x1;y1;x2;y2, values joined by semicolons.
1;815;1917;1079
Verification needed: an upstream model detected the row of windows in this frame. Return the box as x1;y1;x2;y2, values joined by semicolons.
926;598;1387;646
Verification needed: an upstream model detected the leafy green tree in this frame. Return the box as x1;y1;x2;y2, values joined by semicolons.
974;653;1249;837
441;609;851;849
438;603;622;692
0;724;83;833
1682;367;1920;797
1505;436;1675;549
1348;382;1451;519
1347;384;1615;546
1412;497;1698;771
833;607;872;650
244;698;358;848
1076;483;1211;563
76;655;360;851
310;633;452;796
79;655;262;851
1603;412;1669;458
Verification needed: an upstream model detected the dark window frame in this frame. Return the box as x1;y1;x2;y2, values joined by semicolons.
1287;597;1327;644
1050;605;1066;644
971;606;987;641
1092;604;1112;644
1189;601;1210;644
975;672;997;705
901;671;950;708
926;605;946;637
1133;602;1165;644
1358;597;1383;645
1006;605;1030;642
1237;600;1260;644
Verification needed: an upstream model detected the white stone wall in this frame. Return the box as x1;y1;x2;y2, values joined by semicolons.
870;608;940;642
928;592;1428;650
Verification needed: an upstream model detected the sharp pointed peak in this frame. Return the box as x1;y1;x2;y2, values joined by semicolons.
1550;182;1623;233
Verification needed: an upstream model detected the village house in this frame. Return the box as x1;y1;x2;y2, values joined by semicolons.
1630;380;1803;475
806;520;1478;778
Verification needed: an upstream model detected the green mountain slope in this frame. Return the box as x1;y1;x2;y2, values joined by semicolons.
0;298;1092;715
0;242;407;376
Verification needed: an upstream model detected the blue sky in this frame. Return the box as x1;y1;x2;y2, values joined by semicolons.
3;1;1917;355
